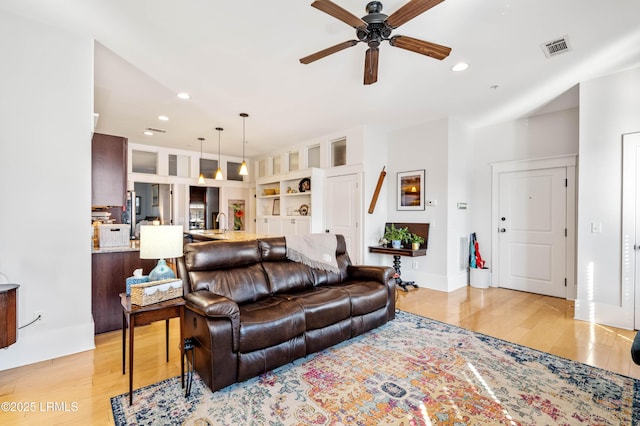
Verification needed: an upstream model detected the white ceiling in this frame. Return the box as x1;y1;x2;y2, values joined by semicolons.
3;0;640;158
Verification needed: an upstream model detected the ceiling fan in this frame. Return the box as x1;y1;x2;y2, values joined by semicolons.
300;0;452;85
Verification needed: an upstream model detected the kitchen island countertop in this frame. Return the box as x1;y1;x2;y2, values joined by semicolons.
188;230;270;242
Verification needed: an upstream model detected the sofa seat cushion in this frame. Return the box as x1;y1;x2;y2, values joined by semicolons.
331;281;388;316
278;287;351;330
238;298;306;353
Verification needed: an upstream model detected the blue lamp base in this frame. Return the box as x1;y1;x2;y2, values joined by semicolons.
148;259;176;282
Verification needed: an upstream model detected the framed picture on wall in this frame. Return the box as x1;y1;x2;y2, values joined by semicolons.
397;170;425;210
152;184;159;206
135;196;141;215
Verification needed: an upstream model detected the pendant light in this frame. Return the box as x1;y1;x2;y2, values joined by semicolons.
214;127;224;180
197;137;205;184
238;113;249;176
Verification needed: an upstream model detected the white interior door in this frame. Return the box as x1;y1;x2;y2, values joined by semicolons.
324;173;361;263
498;167;567;297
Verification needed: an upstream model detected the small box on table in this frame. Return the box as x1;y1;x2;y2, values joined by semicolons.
130;279;183;306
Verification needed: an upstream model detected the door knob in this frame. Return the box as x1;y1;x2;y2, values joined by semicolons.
499;228;506;233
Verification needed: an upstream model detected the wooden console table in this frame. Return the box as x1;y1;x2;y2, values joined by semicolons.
120;293;185;405
369;222;429;291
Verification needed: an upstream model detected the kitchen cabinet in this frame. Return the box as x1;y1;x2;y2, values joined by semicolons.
92;133;127;206
281;217;310;236
256;217;283;236
92;251;156;334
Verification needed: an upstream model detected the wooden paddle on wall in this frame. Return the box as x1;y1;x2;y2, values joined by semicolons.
368;166;386;214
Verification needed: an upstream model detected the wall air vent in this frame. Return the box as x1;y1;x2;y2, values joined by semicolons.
146;127;167;133
541;35;572;58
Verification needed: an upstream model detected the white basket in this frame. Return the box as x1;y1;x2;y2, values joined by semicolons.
98;224;130;247
470;268;490;289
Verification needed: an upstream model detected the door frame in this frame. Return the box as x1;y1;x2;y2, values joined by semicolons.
490;155;577;299
323;166;364;264
621;132;640;329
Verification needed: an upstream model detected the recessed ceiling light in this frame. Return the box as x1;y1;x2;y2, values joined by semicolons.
143;131;153;136
158;115;169;121
177;92;191;100
451;62;469;72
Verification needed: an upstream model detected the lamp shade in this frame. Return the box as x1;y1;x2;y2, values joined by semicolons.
139;225;183;260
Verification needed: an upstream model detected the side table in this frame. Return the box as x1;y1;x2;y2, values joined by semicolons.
368;245;426;291
120;293;185;405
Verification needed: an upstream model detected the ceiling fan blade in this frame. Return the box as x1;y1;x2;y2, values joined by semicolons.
390;35;451;60
386;0;446;28
364;48;379;85
300;40;359;64
311;0;366;28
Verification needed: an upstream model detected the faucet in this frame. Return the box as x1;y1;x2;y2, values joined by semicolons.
215;212;227;233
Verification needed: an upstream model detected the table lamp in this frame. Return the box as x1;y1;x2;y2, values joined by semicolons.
140;225;183;281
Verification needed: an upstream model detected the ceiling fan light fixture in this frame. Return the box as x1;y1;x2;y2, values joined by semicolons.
238;113;249;176
157;115;169;121
143;130;153;136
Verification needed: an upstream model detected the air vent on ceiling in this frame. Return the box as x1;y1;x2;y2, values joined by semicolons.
541;35;572;58
146;127;167;133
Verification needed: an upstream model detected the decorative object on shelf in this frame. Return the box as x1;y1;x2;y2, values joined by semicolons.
229;200;245;231
410;233;425;250
214;127;224;180
287;187;297;194
397;169;425;210
140;225;184;281
272;198;280;215
383;224;411;249
298;204;309;216
197;137;206;184
299;177;311;192
238;113;249;176
152;184;160;206
263;188;276;196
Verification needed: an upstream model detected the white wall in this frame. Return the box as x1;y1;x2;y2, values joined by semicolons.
380;119;450;290
0;11;94;370
469;108;579;276
575;66;640;329
446;119;473;289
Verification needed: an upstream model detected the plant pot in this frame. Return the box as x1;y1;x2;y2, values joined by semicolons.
391;240;402;249
411;242;420;250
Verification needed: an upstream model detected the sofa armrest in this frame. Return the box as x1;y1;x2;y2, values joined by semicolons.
184;290;240;351
347;265;395;284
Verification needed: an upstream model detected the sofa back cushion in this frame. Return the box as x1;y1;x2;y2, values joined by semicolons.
182;240;270;303
312;234;352;286
258;237;315;294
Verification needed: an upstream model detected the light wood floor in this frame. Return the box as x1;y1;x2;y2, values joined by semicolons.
1;286;639;425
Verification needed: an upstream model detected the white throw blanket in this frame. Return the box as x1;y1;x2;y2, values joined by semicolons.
286;233;339;274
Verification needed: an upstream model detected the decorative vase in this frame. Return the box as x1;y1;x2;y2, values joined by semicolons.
411;242;420;250
392;240;402;249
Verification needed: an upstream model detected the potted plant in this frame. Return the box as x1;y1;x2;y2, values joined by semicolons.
410;233;425;250
384;224;411;249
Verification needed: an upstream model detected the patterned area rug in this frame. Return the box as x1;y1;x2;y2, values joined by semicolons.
111;311;640;425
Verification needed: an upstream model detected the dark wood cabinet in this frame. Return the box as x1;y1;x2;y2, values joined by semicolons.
0;284;19;348
92;251;156;334
92;133;127;207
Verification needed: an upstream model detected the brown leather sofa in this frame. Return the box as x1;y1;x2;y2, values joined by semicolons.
177;235;396;392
